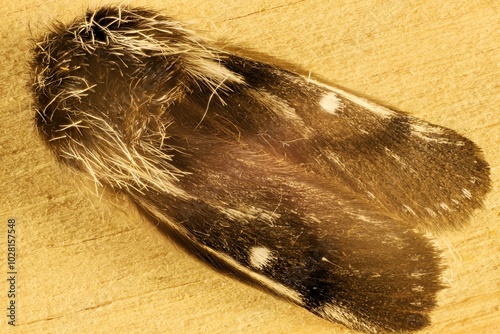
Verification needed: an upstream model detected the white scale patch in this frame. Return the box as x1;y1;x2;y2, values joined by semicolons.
327;153;348;171
410;270;425;279
462;188;472;199
249;246;275;270
320;92;343;115
409;123;462;145
223;206;280;225
252;90;313;136
439;202;450;211
412;285;424;292
425;207;437;217
304;78;396;118
402;204;417;216
411;123;444;136
366;191;376;200
317;304;376;333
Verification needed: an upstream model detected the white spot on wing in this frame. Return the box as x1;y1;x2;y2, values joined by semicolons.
251;90;313;137
412;285;424;292
402;204;417;216
306;79;395;119
425;207;437;217
256;90;302;120
317;304;376;333
320;92;343;115
199;59;245;84
223;206;280;227
410;271;425;279
249;246;275;269
385;147;403;162
366;191;376;200
411;123;444;136
327;153;347;171
439;202;450;211
410;123;458;144
462;188;472;199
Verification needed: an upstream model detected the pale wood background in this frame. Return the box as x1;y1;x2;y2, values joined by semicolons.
1;1;498;333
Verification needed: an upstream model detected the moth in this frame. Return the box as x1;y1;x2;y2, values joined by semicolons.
31;6;490;333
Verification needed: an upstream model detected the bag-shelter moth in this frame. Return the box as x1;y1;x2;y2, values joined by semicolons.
31;6;491;333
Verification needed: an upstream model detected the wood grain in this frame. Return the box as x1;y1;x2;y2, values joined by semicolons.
1;1;498;333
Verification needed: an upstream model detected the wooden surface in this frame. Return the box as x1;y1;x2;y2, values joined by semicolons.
1;1;498;333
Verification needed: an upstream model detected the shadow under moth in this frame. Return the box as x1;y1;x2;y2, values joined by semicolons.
31;6;491;333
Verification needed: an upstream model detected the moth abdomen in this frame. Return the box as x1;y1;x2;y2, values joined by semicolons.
31;5;490;333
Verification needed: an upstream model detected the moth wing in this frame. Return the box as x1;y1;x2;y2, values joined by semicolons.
218;55;491;229
128;146;443;333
